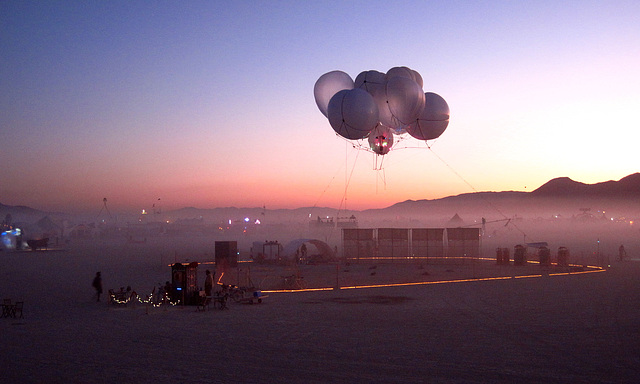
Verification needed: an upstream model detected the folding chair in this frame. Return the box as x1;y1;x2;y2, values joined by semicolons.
2;299;11;318
214;294;228;310
196;292;211;311
12;302;24;318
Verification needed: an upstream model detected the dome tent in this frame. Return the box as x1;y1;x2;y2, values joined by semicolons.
282;239;336;263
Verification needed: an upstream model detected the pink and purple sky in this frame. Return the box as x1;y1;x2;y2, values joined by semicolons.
1;1;639;215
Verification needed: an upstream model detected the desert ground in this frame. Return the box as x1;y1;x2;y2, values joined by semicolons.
1;238;639;383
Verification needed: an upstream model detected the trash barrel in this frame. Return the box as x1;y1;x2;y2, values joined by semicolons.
557;247;569;266
539;247;551;266
514;245;526;266
502;248;510;265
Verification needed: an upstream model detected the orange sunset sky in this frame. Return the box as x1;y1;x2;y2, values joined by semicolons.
1;2;639;215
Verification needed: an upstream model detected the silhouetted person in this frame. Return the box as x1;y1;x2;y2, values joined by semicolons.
619;245;627;261
92;272;103;302
204;270;214;297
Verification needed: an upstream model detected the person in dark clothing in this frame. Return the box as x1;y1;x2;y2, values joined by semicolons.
92;272;103;302
619;245;627;261
204;270;214;297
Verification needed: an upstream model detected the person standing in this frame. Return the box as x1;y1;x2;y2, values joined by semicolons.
204;269;214;297
92;272;103;302
619;245;627;261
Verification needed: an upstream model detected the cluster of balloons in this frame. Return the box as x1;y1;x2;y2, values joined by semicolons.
314;66;449;155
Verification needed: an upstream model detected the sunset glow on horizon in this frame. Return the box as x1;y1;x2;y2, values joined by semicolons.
2;2;639;215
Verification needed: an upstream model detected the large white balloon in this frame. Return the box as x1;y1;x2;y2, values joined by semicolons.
314;71;354;117
355;70;389;127
386;66;423;88
407;92;450;140
411;69;423;88
327;88;379;140
354;70;385;96
368;125;394;155
386;66;414;79
378;76;425;129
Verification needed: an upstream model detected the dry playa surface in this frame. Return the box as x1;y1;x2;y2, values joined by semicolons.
1;239;639;383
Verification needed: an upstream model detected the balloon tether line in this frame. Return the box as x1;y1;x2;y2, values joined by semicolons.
337;145;360;217
309;159;343;215
374;154;387;193
426;146;530;241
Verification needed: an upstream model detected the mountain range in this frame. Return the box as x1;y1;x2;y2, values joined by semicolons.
1;173;639;224
530;173;640;198
375;173;640;221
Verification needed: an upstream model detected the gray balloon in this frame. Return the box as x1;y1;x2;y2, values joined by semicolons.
407;92;450;140
355;70;386;95
379;76;425;129
327;88;379;140
314;71;354;117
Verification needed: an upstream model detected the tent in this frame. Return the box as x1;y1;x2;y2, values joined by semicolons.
447;213;464;226
282;239;336;263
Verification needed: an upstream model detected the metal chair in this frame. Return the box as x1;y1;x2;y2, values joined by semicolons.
1;299;11;318
214;294;228;310
12;301;24;318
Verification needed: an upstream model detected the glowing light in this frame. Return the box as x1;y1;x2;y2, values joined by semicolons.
244;217;250;222
261;261;605;294
109;289;180;308
141;209;147;215
255;219;261;224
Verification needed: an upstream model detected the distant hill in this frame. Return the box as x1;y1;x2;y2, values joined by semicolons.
2;173;639;224
373;173;640;221
531;173;640;198
0;203;51;224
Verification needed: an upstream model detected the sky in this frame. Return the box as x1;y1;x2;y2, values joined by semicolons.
1;1;639;215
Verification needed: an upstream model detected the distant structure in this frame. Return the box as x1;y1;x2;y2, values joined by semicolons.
337;215;358;228
96;198;112;222
310;216;334;228
309;215;357;229
342;227;479;261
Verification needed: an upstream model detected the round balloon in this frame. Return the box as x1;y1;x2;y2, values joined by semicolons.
355;70;386;97
411;69;423;88
385;66;423;88
386;66;414;81
314;71;354;117
368;125;395;155
327;88;379;140
379;76;425;129
407;92;450;140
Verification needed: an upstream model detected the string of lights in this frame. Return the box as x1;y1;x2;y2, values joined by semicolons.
109;291;181;308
